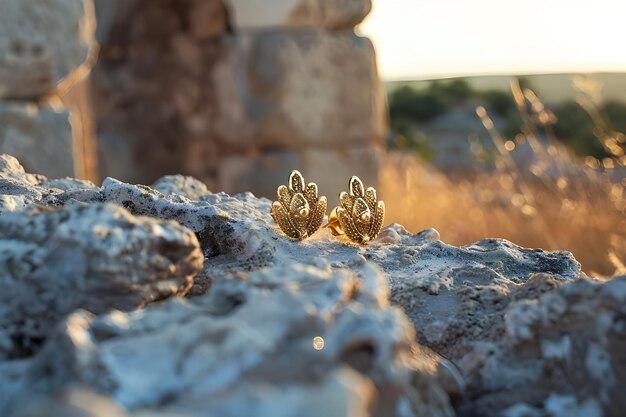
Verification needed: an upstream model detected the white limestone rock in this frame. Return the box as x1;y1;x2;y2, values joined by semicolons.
0;203;203;359
100;178;277;270
371;226;580;341
0;0;97;99
7;155;622;417
151;175;211;200
10;387;129;417
457;275;626;416
5;263;458;417
41;177;97;192
1;156;580;319
0;153;48;212
226;0;372;30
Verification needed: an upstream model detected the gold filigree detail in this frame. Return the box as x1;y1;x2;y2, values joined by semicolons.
326;176;385;245
271;170;327;240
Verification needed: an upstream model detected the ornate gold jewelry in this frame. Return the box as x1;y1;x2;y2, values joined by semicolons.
271;170;327;240
325;176;385;244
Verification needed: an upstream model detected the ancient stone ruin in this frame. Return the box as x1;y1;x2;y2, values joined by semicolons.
1;1;625;417
0;0;98;180
0;0;386;198
92;0;387;198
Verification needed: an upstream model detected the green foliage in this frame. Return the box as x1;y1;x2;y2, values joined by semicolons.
603;100;626;134
502;112;524;139
552;102;609;158
482;90;516;117
429;79;472;104
389;86;446;123
389;115;413;138
388;79;475;126
387;77;626;160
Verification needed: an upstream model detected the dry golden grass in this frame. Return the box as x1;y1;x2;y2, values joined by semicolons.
380;79;626;278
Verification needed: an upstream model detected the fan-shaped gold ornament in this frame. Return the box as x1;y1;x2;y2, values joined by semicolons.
270;170;327;240
326;176;385;245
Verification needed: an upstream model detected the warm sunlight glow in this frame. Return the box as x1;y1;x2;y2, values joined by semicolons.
358;0;626;80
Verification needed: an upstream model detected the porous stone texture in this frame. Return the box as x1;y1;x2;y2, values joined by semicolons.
0;155;460;417
0;0;97;99
10;388;129;417
214;31;386;152
0;200;203;359
226;0;372;30
4;155;625;417
151;175;211;200
465;275;626;417
3;263;459;417
0;154;47;212
0;103;75;179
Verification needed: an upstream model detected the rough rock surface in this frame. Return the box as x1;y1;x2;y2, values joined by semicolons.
0;103;75;178
0;0;96;99
463;275;626;417
3;263;459;417
3;155;625;417
151;175;211;200
0;202;203;359
227;0;372;30
10;388;129;417
0;154;47;212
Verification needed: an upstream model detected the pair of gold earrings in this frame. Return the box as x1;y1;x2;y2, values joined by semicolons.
270;170;385;245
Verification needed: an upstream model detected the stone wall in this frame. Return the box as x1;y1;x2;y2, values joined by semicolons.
91;0;230;188
0;0;98;179
92;0;387;198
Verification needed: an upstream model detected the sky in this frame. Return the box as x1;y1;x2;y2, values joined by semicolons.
358;0;626;80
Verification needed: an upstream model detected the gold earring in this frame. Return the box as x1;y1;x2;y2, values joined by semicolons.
271;170;327;240
325;176;385;245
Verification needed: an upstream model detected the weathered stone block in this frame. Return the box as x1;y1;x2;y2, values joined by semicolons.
0;0;97;99
217;145;382;199
214;31;387;151
0;102;75;178
226;0;371;30
5;154;615;417
4;262;457;417
91;0;229;184
94;0;229;43
0;202;203;359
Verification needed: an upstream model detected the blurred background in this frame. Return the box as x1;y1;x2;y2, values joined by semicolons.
0;0;624;276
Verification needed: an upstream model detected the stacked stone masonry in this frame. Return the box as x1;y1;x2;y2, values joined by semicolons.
92;0;387;198
226;0;372;29
0;0;97;178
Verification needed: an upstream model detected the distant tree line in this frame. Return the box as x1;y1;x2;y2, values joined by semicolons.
388;78;626;159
